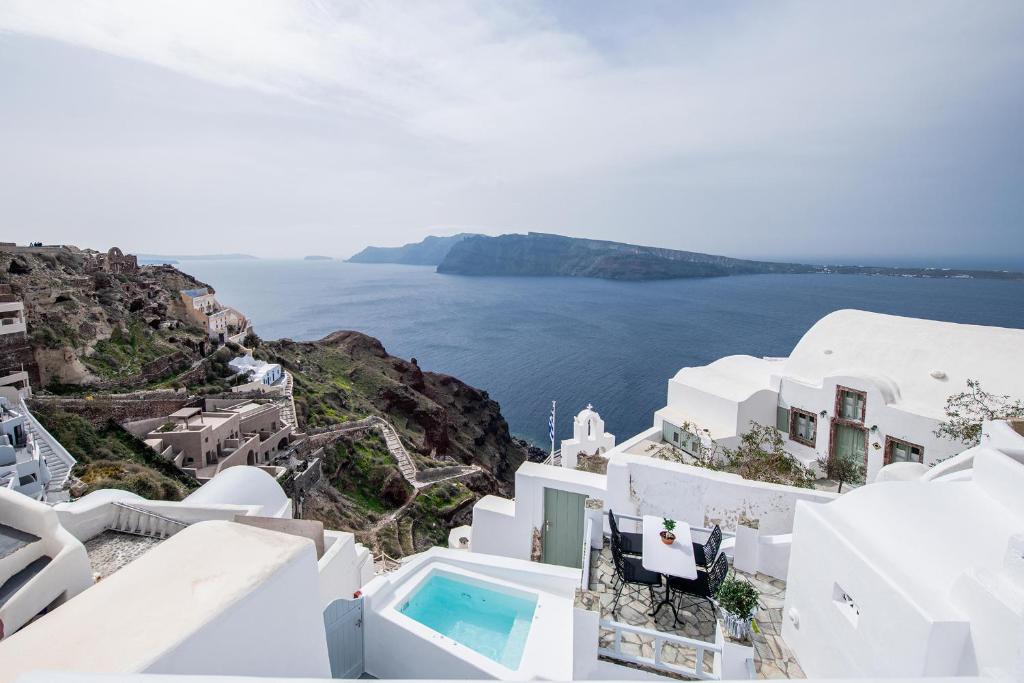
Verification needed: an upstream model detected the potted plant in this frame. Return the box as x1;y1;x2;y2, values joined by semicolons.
660;518;677;545
715;572;759;640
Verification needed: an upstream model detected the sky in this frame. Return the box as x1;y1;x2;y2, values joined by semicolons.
1;1;1022;267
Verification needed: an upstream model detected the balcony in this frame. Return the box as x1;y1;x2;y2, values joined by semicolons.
585;541;803;678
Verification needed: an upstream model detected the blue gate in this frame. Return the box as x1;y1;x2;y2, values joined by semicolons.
323;597;364;678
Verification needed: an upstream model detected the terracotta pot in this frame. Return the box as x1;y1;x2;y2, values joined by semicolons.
660;530;676;545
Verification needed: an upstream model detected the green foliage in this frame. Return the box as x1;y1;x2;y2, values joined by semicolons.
324;434;409;512
662;518;677;533
32;406;198;500
715;572;760;619
724;421;815;489
412;481;474;547
243;332;261;349
81;321;175;379
936;379;1024;447
816;453;865;493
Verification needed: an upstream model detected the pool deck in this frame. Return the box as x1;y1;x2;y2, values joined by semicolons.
582;542;804;679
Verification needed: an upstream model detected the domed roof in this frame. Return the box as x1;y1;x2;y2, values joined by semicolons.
184;466;290;517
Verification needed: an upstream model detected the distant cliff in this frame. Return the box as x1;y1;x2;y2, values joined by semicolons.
436;233;817;281
436;233;1024;282
347;234;480;266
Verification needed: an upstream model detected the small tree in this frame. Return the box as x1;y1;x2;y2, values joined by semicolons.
243;331;262;349
935;379;1024;447
816;454;865;493
724;422;815;489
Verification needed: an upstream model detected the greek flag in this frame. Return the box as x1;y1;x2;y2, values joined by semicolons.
548;401;556;444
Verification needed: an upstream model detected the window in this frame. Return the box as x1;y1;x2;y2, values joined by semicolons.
790;409;817;447
837;387;866;422
885;437;923;465
776;407;790;433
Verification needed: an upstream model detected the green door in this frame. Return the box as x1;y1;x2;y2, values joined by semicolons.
832;423;866;467
542;488;587;568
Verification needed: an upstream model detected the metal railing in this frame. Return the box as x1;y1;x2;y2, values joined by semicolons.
599;618;721;679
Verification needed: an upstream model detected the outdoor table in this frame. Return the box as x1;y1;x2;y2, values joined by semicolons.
641;515;697;620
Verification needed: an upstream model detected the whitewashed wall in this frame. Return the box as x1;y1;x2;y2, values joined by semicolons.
605;453;835;535
777;373;961;481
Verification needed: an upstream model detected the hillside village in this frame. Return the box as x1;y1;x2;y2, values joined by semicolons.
0;242;529;560
2;241;1024;682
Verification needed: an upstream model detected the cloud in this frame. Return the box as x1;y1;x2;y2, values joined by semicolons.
0;1;1022;262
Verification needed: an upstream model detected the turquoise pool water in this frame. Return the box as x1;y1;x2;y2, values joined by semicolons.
398;573;537;669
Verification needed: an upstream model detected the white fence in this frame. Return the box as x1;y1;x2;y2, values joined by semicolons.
598;618;722;680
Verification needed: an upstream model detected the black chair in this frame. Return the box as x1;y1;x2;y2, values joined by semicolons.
667;553;730;620
608;509;643;556
609;532;662;615
692;525;723;569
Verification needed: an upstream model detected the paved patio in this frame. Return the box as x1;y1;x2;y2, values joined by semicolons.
583;542;804;679
84;530;163;579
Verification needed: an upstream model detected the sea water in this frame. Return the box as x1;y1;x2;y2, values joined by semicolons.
175;259;1024;445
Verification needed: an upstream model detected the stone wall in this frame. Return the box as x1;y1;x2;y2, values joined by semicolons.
28;391;198;428
0;328;40;387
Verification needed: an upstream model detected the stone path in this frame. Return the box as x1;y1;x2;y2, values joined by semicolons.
584;543;804;679
84;530;162;578
747;572;805;679
278;370;298;427
310;415;478;490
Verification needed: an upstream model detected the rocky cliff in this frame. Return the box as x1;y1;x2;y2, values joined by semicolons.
347;233;481;266
265;331;528;487
436;232;1024;282
437;232;817;280
0;247;214;389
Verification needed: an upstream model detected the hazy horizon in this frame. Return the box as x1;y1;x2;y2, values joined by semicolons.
2;2;1023;266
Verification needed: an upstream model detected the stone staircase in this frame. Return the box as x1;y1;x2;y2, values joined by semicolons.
278;371;298;427
376;419;418;485
19;400;75;495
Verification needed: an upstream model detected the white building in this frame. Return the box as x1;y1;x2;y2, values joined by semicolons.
0;397;51;501
229;353;284;388
2;310;1023;682
180;287;252;345
559;404;615;469
657;310;1024;482
783;419;1024;678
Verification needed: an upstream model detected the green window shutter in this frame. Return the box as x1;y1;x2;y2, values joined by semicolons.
777;407;790;432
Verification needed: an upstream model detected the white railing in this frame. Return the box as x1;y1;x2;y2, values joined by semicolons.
20;398;77;490
580;516;593;589
541;448;561;466
110;501;189;539
599;618;721;680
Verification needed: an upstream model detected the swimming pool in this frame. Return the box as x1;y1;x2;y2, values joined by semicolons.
398;572;538;669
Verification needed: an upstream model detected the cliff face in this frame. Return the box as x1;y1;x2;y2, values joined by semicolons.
437;232;817;281
347;233;481;266
266;331;527;487
0;248;213;388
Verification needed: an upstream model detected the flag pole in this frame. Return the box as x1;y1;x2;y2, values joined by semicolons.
549;400;556;457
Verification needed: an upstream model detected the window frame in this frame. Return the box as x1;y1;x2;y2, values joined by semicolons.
835;386;867;423
789;408;818;447
883;436;924;465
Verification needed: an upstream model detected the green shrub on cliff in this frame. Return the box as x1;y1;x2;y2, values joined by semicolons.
31;405;198;500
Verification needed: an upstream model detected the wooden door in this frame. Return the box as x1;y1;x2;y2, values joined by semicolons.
542;488;587;568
